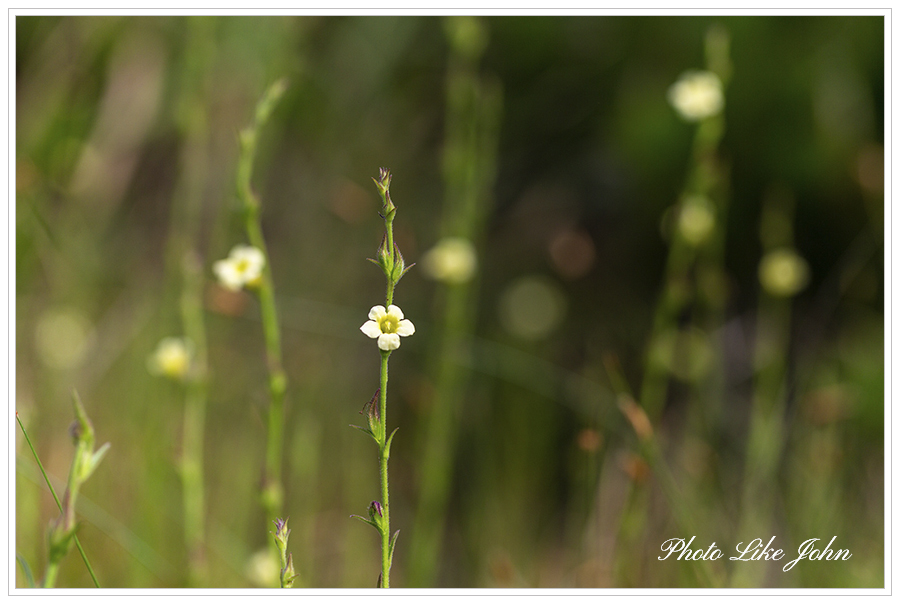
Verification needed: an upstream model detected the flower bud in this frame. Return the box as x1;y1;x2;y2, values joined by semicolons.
372;168;395;216
282;552;297;588
368;500;386;532
361;389;381;435
272;517;291;549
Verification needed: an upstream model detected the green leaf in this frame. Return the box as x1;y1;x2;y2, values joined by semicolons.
349;514;381;533
383;427;399;460
16;554;35;588
388;529;400;567
348;423;379;444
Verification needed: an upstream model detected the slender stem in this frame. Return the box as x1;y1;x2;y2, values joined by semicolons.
379;351;391;588
237;81;289;523
165;17;216;586
385;217;396;308
16;413;100;588
246;214;287;520
42;561;60;589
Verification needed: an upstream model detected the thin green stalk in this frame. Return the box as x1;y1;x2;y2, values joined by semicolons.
180;253;209;586
408;17;501;587
353;169;409;588
16;413;99;588
640;27;731;423
731;195;803;587
611;29;732;586
236;80;289;522
378;351;391;587
168;18;215;583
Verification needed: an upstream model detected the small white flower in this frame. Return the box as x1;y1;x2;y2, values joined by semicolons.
360;305;416;351
668;70;724;122
421;237;478;284
148;337;193;380
213;245;265;291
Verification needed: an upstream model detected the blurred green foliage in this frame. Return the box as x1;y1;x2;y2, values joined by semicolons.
15;15;883;588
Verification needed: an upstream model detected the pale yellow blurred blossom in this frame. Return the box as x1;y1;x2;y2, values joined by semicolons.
148;337;193;380
213;245;265;291
421;237;478;284
245;548;280;587
360;305;415;351
759;248;810;297
678;195;716;245
668;70;724;121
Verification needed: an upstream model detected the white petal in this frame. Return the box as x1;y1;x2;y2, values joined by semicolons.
386;305;404;320
396;319;415;337
240;247;266;272
360;320;382;339
214;260;243;291
378;333;400;351
368;305;387;321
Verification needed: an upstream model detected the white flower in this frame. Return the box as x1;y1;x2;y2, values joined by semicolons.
213;245;265;291
668;70;724;122
421;237;478;284
148;337;193;380
360;305;415;351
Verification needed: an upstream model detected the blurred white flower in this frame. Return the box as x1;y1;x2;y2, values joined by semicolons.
421;237;478;284
245;548;280;587
360;305;415;351
678;195;716;246
759;249;810;297
148;337;193;380
213;245;265;291
668;70;724;121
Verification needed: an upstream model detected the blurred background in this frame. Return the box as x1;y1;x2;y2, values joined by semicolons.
15;15;884;588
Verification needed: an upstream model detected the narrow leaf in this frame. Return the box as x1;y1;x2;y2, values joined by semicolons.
384;427;399;459
16;554;35;588
349;514;381;532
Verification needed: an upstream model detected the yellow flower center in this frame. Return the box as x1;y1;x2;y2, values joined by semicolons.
235;258;250;275
379;315;399;334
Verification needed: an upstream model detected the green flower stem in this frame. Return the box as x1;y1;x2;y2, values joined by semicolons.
166;17;216;585
640;26;731;423
378;350;392;588
385;217;396;308
237;80;289;522
246;214;288;518
16;413;100;588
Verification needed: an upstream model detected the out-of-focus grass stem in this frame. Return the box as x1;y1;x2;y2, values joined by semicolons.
731;195;801;587
166;17;216;585
408;16;502;587
619;26;732;586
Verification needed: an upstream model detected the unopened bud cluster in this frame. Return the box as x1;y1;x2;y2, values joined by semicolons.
368;169;414;288
271;517;297;588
